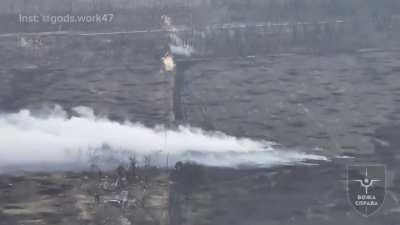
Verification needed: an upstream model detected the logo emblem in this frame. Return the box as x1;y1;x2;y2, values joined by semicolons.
347;164;386;217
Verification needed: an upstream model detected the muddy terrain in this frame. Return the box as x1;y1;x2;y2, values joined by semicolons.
1;36;400;156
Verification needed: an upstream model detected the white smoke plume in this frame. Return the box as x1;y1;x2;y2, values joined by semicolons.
0;106;327;170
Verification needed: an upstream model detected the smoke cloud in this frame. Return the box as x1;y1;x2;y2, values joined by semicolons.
0;106;327;170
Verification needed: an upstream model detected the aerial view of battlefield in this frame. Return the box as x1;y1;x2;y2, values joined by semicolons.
0;0;400;224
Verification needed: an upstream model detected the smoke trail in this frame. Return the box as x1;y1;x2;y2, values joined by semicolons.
0;106;327;169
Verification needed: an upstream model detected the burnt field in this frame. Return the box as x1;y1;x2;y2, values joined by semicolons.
1;20;400;224
1;19;400;225
1;1;400;224
1;34;400;156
